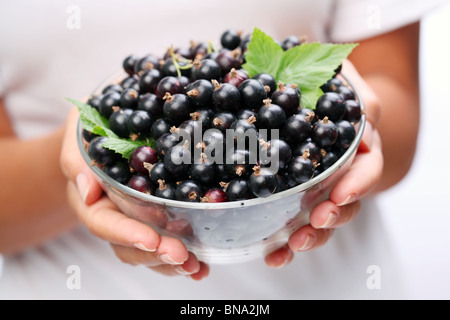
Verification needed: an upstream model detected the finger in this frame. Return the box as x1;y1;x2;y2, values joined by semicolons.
189;262;210;281
148;256;209;279
309;199;361;229
111;242;193;269
60;106;103;205
67;181;160;252
264;244;294;268
288;224;334;253
329;129;383;206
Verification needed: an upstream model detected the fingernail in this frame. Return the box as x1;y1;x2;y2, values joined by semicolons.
337;193;358;206
159;253;184;265
76;173;89;204
297;234;316;252
174;265;194;275
319;211;338;228
133;242;156;252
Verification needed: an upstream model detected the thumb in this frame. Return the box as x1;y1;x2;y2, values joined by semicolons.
60;106;104;205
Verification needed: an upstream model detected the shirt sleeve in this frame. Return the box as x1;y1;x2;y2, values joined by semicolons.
329;0;450;42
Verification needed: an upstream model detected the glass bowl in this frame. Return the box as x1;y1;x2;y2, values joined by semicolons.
76;72;366;265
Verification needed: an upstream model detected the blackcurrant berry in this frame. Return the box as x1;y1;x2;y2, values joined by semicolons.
162;93;192;125
119;88;139;109
321;78;343;93
253;73;277;96
235;109;256;121
320;149;339;171
215;49;242;75
99;91;121;119
137;93;163;117
139;69;162;94
281;35;302;51
123;54;139;75
271;82;300;116
129;145;158;175
282;114;312;145
82;129;98;142
292;139;322;164
148;161;176;184
223;68;249;88
164;143;192;177
103;161;132;185
189;160;217;186
109;108;133;138
249;166;278;198
200;188;227;203
259;139;292;173
155;76;183;100
211;112;237;132
177;119;204;140
287;150;315;185
224;148;254;178
315;92;346;122
311;117;339;147
175;180;203;202
155;133;180;158
256;98;286;129
338;85;355;101
102;84;123;95
134;54;160;74
126;110;154;138
238;79;268;110
151;118;172;139
161;57;191;78
212;80;241;112
127;174;154;194
190;108;215;130
343;100;362;123
88;136;120;167
220;29;241;50
225;178;253;201
154;179;176;200
185;79;214;108
191;59;222;82
120;76;140;91
335;120;356;149
87;95;103;111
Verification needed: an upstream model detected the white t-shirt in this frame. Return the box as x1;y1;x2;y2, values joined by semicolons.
0;0;447;300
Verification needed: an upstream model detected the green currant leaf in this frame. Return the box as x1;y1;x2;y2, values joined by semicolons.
300;87;324;110
241;28;358;109
277;42;358;91
100;137;151;160
66;97;155;160
241;28;284;79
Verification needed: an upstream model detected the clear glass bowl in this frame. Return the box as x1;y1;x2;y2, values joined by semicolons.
76;72;366;265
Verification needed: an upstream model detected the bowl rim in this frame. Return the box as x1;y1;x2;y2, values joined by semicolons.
76;73;366;209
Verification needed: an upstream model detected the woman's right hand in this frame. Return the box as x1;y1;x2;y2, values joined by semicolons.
60;106;209;280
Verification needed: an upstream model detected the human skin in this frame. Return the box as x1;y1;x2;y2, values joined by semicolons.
0;22;420;278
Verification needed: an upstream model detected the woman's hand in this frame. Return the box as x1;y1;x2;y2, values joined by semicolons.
60;106;209;280
264;60;383;267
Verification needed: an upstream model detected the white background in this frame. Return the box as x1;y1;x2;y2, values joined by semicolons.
378;3;450;299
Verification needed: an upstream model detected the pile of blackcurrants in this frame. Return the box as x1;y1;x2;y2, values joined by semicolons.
83;30;362;203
